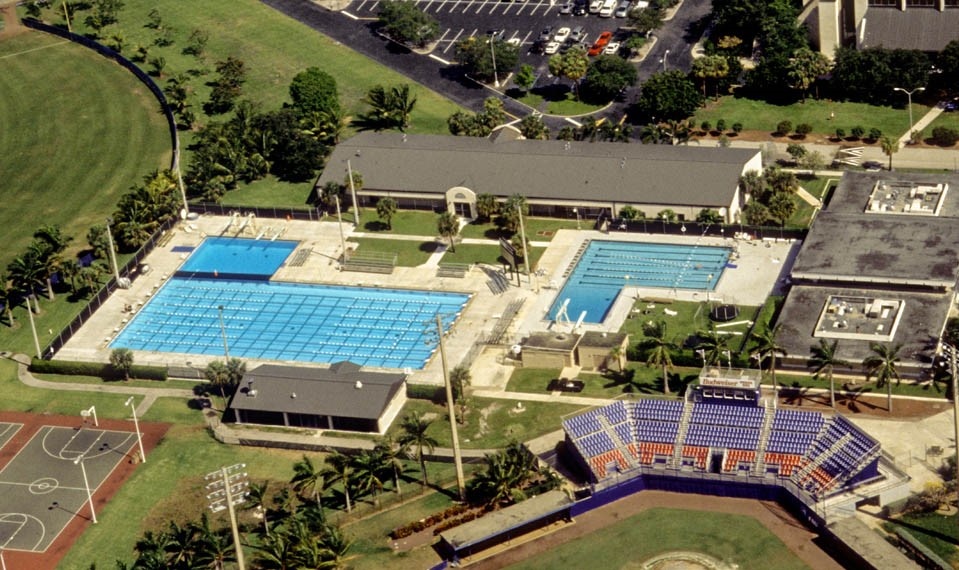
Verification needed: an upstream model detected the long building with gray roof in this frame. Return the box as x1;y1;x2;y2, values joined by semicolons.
317;132;762;224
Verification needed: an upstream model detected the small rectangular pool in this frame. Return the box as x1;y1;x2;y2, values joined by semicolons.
550;240;731;324
178;237;297;278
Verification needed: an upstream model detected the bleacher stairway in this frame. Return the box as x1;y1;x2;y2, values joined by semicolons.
752;398;777;475
792;433;853;490
671;402;694;468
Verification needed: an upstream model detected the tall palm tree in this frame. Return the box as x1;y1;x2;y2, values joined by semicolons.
350;448;387;507
318;523;355;569
880;135;899;170
324;450;354;512
695;327;730;367
8;250;46;311
639;320;676;395
375;197;397;230
752;323;786;392
290;455;326;511
373;435;408;495
475;193;499;221
163;519;198;568
863;343;902;412
244;480;271;535
191;513;235;570
809;339;849;409
204;360;232;404
449;365;471;423
398;412;438;487
437;211;459;253
254;529;298;570
0;273;16;326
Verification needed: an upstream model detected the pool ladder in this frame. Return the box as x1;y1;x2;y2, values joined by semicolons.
562;239;592;279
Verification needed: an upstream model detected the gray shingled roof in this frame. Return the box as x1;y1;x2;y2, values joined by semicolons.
440;490;572;551
791;173;959;287
229;362;405;419
318;133;758;208
862;8;959;51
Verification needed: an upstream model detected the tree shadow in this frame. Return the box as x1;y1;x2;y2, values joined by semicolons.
362;220;389;232
419;242;441;254
531;83;571;103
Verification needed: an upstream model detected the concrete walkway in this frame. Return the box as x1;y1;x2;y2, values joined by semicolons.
898;104;945;148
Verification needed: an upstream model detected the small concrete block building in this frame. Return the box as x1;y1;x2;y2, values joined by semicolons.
228;361;407;434
520;331;629;371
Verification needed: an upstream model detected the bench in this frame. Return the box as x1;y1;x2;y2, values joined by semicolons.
341;251;397;274
437;263;470;278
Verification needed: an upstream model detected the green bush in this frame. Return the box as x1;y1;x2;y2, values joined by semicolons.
850;125;865;139
931;126;959;146
29;358;168;381
774;120;792;136
731;122;743;134
407;382;444;402
794;123;812;137
868;127;882;141
834;127;845;140
715;119;726;132
700;120;711;133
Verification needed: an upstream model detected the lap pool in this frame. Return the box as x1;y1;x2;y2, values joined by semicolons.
550;240;731;324
110;239;470;369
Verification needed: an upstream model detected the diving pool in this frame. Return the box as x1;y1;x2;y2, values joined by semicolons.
550;241;731;324
111;238;470;369
178;237;297;278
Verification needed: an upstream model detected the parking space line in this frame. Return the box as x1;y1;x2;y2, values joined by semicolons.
488;2;500;14
436;28;451;45
369;0;380;11
444;29;464;53
342;10;360;20
423;0;435;11
468;28;478;38
430;53;453;65
356;0;368;11
519;30;533;46
529;2;546;15
474;0;491;13
515;2;528;15
459;0;473;12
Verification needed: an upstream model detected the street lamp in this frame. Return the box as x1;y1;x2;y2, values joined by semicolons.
125;397;146;464
489;32;500;88
74;454;97;524
661;213;668;234
334;195;347;263
206;464;248;570
940;342;959;522
217;305;230;360
722;350;732;371
104;217;121;284
516;202;530;287
893;86;925;141
660;49;669;71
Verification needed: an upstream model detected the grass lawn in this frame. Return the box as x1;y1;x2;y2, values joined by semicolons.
508;507;809;570
220;176;314;209
883;513;959;566
33;372;201;391
0;31;170;271
777;372;950;400
459;218;581;240
351;237;439;266
506;367;700;399
389;398;586;449
546;94;606;116
693;96;925;141
620;299;759;353
924;110;959;144
356;208;442;236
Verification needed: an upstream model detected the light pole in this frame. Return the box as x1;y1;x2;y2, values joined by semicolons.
206;464;248;570
940;342;959;520
125;396;146;464
334;195;347;262
217;305;230;360
722;350;732;371
25;295;41;359
104;218;121;284
660;49;669;71
893;86;925;140
431;314;466;501
74;454;97;524
661;213;668;234
516;202;529;287
0;546;5;570
347;160;360;226
489;32;500;88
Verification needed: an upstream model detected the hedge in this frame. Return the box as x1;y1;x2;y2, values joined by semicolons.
29;358;168;381
407;383;445;402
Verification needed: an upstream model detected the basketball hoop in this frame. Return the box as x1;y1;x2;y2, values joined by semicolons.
80;406;98;427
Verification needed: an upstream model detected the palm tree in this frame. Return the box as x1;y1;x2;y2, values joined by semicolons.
639;320;676;395
7;250;46;311
373;435;408;495
354;84;417;132
318;523;354;569
290;455;326;511
863;343;902;412
324;450;354;512
475;193;499;221
398;412;438;487
350;448;387;507
449;365;471;423
470;442;538;509
163;519;198;567
191;513;235;570
204;360;232;403
809;339;849;409
880;135;899;170
0;273;16;326
695;327;730;367
109;348;134;381
500;194;529;233
375;197;397;230
244;480;271;535
752;323;786;392
254;529;298;570
437;211;459;253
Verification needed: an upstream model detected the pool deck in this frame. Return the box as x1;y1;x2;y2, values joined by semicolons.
56;216;799;390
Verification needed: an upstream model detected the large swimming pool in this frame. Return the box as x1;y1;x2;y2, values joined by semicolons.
550;241;731;324
111;239;470;369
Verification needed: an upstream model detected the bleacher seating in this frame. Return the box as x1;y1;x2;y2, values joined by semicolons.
724;449;757;472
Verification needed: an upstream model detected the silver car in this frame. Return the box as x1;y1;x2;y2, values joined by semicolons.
614;0;631;17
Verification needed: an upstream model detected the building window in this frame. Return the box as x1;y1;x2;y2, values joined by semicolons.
867;0;897;5
946;0;959;8
905;0;936;6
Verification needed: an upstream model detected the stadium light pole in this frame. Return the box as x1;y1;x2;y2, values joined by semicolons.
893;86;924;140
431;314;466;501
941;342;959;511
25;295;41;359
516;202;530;288
74;454;97;524
334;195;347;263
125;397;146;464
489;32;500;88
206;464;248;570
347;160;360;226
217;305;230;360
104;218;121;284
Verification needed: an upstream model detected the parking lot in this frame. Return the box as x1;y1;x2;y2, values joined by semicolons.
344;0;637;88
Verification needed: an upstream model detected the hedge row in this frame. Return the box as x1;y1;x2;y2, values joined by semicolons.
390;504;470;539
29;358;168;381
406;383;445;403
432;510;483;535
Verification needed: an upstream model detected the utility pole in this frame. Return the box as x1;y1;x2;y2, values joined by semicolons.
436;314;466;501
516;202;529;288
347;160;360;226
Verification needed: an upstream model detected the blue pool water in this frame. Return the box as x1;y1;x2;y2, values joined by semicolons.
550;241;731;324
179;237;297;278
111;238;470;369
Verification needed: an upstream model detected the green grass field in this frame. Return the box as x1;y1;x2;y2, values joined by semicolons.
693;97;925;141
0;31;171;271
508;507;809;569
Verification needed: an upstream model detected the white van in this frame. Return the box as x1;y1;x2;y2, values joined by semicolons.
599;0;617;17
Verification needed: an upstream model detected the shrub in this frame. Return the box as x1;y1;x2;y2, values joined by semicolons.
794;123;812;137
406;383;444;402
29;358;167;381
731;122;743;134
868;127;882;141
715;119;726;132
834;127;845;140
931;126;959;146
774;120;792;136
850;125;865;139
700;120;711;133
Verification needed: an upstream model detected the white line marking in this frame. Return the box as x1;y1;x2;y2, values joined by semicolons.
0;40;69;60
436;28;451;45
566;117;583;127
444;29;465;53
430;54;453;65
342;10;360;19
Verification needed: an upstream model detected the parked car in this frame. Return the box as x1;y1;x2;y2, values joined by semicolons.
588;31;612;55
544;41;562;54
599;0;617;17
573;0;589;15
862;160;884;172
539;25;554;42
604;41;621;55
589;0;604;13
549;378;585;392
554;27;571;42
559;1;574;14
614;0;631;17
569;25;586;43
